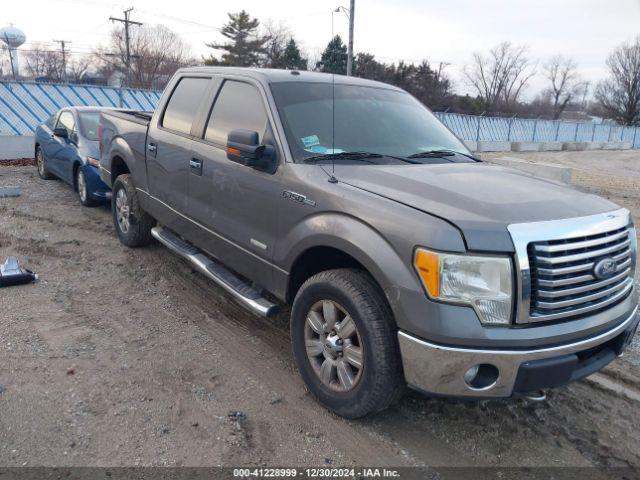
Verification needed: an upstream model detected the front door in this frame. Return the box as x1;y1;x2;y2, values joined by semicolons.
188;79;282;288
48;110;78;182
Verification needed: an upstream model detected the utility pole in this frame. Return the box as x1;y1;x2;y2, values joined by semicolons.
347;0;355;76
436;61;451;83
53;39;71;82
109;7;142;87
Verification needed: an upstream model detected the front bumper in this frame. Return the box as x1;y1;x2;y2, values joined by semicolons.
83;164;111;201
398;305;639;397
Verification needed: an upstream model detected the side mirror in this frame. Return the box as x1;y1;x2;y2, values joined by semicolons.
226;129;275;171
53;127;68;139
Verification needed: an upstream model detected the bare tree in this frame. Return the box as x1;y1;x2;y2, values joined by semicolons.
66;56;92;83
463;41;536;110
543;55;586;119
261;20;291;67
95;24;195;89
595;36;640;125
22;44;64;80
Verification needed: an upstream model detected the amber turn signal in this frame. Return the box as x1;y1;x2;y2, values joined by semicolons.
413;248;440;298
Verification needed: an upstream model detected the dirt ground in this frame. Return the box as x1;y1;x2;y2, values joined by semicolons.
1;151;639;474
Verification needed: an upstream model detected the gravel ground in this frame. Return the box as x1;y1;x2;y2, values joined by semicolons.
1;153;639;474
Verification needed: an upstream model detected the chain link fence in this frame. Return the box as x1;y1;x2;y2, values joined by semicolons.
1;81;638;150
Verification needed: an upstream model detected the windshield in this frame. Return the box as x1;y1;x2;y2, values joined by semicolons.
78;112;101;141
270;82;470;163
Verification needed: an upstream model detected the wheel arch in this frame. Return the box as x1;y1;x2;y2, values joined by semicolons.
282;214;417;325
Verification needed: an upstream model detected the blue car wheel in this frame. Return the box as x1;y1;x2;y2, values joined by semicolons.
75;167;100;207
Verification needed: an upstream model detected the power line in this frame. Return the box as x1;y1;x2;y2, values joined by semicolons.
109;7;142;87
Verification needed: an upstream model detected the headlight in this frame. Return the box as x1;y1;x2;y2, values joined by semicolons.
413;248;513;325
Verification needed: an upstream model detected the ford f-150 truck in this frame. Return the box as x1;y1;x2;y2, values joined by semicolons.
99;67;639;418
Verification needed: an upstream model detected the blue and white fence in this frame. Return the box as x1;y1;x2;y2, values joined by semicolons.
0;81;638;149
0;81;162;135
434;112;640;148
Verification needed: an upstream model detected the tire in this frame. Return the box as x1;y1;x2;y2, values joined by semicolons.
76;167;100;207
35;146;54;180
111;174;155;247
291;268;404;419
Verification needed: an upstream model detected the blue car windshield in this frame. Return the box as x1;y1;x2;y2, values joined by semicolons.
78;112;101;141
270;81;470;163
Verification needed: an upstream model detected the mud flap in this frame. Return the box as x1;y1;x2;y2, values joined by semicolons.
0;257;37;288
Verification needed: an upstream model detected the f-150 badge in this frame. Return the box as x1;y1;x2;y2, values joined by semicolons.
283;190;316;207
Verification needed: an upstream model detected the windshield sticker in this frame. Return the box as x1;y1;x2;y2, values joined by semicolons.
301;135;320;148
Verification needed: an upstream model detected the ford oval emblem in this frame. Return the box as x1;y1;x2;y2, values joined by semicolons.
593;258;617;279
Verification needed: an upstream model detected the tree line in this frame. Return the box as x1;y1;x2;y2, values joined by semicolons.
5;9;640;125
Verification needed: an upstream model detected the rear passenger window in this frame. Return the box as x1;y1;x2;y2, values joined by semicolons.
205;81;268;145
162;77;210;135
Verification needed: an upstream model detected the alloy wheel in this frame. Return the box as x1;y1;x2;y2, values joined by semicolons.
304;300;364;392
115;188;130;233
36;149;45;176
78;170;87;203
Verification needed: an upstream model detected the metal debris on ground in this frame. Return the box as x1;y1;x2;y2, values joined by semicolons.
0;256;37;288
0;186;21;198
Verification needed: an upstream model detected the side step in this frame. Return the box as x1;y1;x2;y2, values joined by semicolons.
151;226;279;317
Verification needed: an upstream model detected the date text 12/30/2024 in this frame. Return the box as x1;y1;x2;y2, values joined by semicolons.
233;468;401;478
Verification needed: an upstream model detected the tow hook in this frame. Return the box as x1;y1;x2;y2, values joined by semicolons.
0;256;38;288
525;390;547;402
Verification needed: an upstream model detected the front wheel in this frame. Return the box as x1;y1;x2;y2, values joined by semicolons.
35;146;54;180
76;167;100;207
111;174;155;247
291;269;404;418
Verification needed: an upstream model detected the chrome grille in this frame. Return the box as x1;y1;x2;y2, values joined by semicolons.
528;226;634;322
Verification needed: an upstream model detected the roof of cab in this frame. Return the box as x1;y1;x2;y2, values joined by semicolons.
174;66;405;92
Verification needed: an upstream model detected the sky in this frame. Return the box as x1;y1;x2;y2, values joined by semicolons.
3;0;640;98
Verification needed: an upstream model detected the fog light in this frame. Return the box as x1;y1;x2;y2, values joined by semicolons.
463;364;499;391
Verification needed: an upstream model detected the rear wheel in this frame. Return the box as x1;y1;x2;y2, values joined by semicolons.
35;146;54;180
76;167;100;207
111;174;155;247
291;268;404;418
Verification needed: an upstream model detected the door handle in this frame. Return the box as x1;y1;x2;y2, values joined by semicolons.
147;143;157;152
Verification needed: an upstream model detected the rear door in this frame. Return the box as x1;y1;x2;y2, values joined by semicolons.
146;76;212;215
188;78;282;287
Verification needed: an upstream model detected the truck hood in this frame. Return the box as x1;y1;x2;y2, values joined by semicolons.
333;162;619;252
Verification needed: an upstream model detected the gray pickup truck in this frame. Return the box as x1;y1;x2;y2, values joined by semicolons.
99;67;638;418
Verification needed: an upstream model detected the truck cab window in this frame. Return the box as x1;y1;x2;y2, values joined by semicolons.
162;77;210;135
205;80;268;146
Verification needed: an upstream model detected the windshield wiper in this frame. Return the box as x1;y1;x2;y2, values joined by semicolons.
303;151;384;163
407;149;480;162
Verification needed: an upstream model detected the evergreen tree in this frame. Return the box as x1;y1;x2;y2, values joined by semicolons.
316;35;347;74
204;10;269;67
281;39;308;70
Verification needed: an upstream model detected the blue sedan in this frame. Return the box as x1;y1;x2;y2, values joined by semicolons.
34;107;111;207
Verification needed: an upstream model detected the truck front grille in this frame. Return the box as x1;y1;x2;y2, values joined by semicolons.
528;226;634;322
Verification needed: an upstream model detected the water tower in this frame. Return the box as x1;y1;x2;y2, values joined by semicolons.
0;24;26;79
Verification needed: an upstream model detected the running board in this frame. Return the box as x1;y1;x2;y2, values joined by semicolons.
151;226;279;317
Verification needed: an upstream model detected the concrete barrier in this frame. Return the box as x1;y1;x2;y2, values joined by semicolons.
562;142;578;151
538;142;563;152
584;142;603;150
511;141;539;152
463;140;478;152
0;135;34;160
477;141;511;152
488;156;572;184
602;142;622;150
